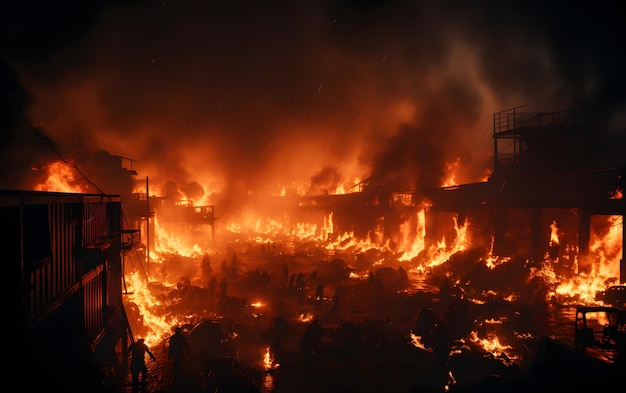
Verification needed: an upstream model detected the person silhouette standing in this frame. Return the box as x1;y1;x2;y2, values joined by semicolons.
168;327;190;378
128;338;156;392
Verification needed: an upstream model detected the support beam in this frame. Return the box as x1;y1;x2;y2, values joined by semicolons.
577;209;591;273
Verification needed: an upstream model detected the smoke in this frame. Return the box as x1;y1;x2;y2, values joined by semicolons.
2;1;625;219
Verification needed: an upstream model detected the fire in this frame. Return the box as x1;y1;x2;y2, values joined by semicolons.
398;209;427;261
549;220;560;247
124;271;182;346
441;157;462;188
225;210;321;241
323;212;334;240
325;230;392;254
152;216;205;258
542;215;623;304
299;313;315;323
263;346;279;370
468;331;515;361
409;332;432;351
34;160;87;193
589;215;623;279
426;216;469;268
398;203;470;271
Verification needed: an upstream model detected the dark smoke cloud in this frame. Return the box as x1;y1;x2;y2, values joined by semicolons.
2;1;625;219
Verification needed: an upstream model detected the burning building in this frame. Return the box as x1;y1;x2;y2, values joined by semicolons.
283;107;624;283
10;105;624;392
4;2;626;391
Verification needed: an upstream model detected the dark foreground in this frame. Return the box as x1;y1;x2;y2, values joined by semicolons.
44;247;626;393
112;330;623;393
110;285;624;393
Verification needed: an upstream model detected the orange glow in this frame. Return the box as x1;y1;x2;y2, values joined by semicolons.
409;332;432;351
34;160;87;193
224;210;321;242
441;157;461;187
333;177;361;195
549;220;560;247
124;271;183;346
325;230;392;254
543;215;623;304
298;313;315;323
425;216;469;269
32;154;620;360
398;209;427;261
264;346;279;370
468;331;515;362
611;186;623;199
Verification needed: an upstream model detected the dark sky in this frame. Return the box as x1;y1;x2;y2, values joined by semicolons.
2;1;625;216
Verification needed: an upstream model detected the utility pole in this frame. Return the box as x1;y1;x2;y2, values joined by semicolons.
146;176;150;277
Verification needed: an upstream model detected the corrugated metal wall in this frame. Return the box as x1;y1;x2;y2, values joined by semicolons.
26;202;79;320
13;192;129;391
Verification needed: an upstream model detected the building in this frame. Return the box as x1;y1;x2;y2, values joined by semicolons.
294;107;625;283
8;190;135;392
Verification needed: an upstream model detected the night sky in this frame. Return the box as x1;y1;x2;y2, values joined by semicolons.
2;1;625;219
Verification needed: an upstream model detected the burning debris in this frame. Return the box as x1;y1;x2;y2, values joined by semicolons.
115;207;623;392
5;3;626;392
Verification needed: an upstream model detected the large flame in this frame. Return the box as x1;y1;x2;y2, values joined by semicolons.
542;215;623;305
34;160;88;193
124;271;183;346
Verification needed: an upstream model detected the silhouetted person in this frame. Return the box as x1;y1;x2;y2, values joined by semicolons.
413;307;438;348
295;272;306;290
260;269;270;289
397;265;409;288
270;335;287;366
219;277;228;297
269;315;289;341
209;276;217;299
309;269;318;283
301;318;324;361
201;253;213;278
220;257;228;277
128;338;156;392
333;287;343;312
315;284;324;300
339;362;360;393
433;322;451;390
229;252;239;278
168;327;190;378
281;265;289;286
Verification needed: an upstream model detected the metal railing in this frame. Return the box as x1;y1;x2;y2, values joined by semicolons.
494;106;580;134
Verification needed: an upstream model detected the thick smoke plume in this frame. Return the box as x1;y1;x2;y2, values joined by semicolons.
2;1;625;221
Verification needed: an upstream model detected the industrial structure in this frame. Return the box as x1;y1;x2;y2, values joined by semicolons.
297;107;625;282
